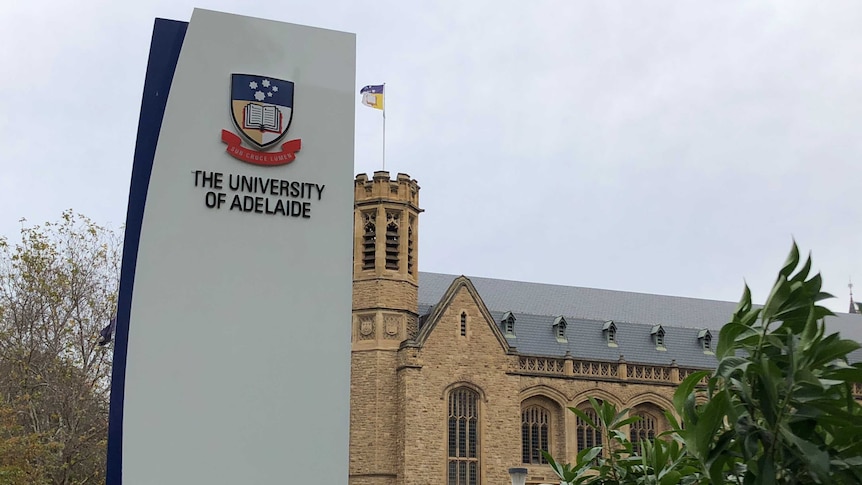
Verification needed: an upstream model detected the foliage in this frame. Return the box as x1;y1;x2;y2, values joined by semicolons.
0;401;55;485
544;398;703;485
0;211;120;485
547;243;862;484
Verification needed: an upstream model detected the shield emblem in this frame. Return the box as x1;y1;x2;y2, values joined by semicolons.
230;74;295;150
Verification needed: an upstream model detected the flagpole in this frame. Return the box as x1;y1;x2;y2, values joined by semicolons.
382;82;386;171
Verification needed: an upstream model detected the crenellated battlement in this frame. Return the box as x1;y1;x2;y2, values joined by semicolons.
351;169;423;351
350;170;423;481
354;171;421;209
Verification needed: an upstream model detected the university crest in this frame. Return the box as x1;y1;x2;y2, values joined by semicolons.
221;74;302;166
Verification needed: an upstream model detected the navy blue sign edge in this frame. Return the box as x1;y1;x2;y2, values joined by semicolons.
105;18;189;485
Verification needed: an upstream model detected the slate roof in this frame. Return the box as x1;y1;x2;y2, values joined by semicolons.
418;272;862;367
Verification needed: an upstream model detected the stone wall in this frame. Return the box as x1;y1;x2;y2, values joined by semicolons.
394;284;680;485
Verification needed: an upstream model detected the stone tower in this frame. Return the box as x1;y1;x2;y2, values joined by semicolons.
350;171;421;485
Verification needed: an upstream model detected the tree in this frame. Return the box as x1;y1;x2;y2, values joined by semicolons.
547;243;862;484
0;211;120;485
0;401;54;485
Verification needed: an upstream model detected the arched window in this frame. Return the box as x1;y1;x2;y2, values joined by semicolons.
629;412;656;455
385;211;400;270
521;405;550;464
576;406;603;454
460;312;467;337
361;211;376;270
448;388;479;485
407;216;415;275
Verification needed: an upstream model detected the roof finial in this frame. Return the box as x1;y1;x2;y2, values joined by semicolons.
850;278;857;314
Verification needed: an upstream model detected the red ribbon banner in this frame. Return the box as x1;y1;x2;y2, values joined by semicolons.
221;130;302;166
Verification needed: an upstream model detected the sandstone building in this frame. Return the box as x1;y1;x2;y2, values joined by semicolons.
348;171;862;485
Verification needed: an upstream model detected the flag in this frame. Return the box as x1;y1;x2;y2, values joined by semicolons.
360;84;384;110
99;316;117;346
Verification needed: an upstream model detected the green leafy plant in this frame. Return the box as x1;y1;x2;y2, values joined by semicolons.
675;243;862;484
548;243;862;484
544;398;701;485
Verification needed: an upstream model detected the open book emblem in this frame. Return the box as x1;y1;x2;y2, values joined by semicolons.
222;74;302;166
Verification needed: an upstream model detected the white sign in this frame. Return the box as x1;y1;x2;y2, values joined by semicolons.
109;9;355;484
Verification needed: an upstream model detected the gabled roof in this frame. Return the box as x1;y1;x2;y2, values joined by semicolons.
413;275;512;352
418;272;862;366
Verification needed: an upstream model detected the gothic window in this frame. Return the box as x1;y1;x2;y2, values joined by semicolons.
460;312;467;337
407;216;415;275
629;412;656;455
385;211;400;270
521;405;550;464
576;406;603;454
361;211;376;270
448;388;479;485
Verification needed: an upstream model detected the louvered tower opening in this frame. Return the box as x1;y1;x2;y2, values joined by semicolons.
385;211;400;270
407;216;415;275
362;212;376;270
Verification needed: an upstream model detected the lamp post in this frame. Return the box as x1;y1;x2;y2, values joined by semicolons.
509;467;528;485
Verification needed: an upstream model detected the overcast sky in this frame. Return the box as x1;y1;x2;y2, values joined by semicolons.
2;1;860;313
